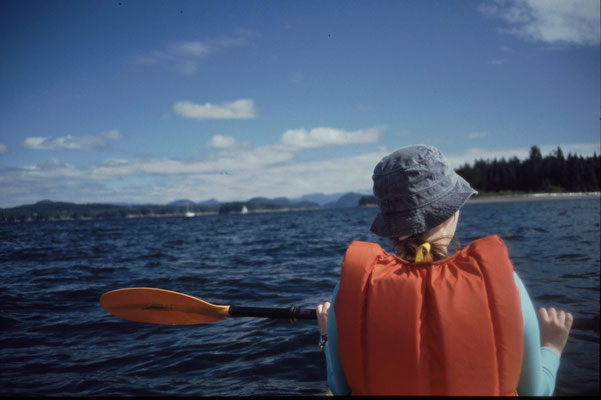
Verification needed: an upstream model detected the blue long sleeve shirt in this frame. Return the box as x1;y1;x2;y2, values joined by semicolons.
324;272;560;396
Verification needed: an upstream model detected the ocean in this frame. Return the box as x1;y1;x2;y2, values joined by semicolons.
1;198;599;396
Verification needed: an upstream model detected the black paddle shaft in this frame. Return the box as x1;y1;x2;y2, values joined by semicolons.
229;305;598;333
572;314;600;333
228;305;317;322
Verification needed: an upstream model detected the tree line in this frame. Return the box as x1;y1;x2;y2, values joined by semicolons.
455;146;600;193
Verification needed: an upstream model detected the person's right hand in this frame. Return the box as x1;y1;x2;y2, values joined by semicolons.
316;302;330;336
538;307;573;356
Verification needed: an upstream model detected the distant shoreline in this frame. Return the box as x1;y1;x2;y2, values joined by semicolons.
2;192;599;224
467;192;601;204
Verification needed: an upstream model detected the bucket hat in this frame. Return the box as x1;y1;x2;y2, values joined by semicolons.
370;144;477;238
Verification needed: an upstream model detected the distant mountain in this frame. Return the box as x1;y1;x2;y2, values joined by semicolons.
0;200;221;223
292;193;344;205
248;196;275;204
219;196;320;214
168;199;196;206
246;196;316;208
198;198;220;206
292;200;322;209
323;192;364;209
4;192;374;222
272;197;291;205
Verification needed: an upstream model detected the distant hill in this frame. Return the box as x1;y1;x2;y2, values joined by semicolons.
109;202;143;206
0;200;220;223
272;197;291;205
248;196;279;205
168;199;195;206
323;192;364;209
292;193;344;205
198;198;220;206
219;197;320;214
2;193;376;222
169;198;221;206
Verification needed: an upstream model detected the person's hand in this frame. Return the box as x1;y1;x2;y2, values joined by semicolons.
316;302;330;336
538;307;573;356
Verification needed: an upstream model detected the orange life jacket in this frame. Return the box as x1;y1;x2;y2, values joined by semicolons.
334;235;523;396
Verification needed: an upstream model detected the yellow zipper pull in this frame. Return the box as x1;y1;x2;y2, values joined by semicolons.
415;242;433;262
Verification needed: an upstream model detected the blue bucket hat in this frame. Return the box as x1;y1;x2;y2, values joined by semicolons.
370;144;477;238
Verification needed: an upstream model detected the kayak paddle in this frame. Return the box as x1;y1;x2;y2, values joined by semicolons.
100;287;316;325
100;287;599;334
572;314;600;334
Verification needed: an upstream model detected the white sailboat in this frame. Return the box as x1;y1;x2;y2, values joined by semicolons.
240;205;248;214
185;202;195;217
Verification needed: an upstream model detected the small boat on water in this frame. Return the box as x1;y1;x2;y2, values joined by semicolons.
185;203;195;217
240;205;248;214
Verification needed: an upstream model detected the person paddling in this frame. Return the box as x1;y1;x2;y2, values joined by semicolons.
316;144;573;396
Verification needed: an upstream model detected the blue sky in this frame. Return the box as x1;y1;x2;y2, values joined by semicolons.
1;0;599;207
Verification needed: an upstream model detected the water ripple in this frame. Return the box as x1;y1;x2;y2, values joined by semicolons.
0;199;598;396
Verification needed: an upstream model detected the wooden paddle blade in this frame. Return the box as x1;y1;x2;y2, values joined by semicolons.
100;287;231;325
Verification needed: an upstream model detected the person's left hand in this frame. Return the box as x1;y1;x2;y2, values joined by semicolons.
316;302;330;336
538;307;573;356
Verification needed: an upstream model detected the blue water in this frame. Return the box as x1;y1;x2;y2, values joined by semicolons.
0;199;599;396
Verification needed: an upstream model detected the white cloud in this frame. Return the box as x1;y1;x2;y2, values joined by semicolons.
21;130;123;151
207;134;241;148
479;0;600;46
0;144;6;154
89;143;295;177
279;126;383;150
213;29;260;47
465;131;490;139
100;130;123;140
132;30;260;75
109;150;386;205
26;158;81;174
2;124;386;206
174;99;257;120
5;119;598;207
175;60;199;75
209;151;381;200
172;41;210;57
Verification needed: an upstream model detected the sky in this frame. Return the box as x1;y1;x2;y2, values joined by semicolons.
1;0;599;208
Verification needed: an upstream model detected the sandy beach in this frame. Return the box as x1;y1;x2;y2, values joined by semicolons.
467;192;601;204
